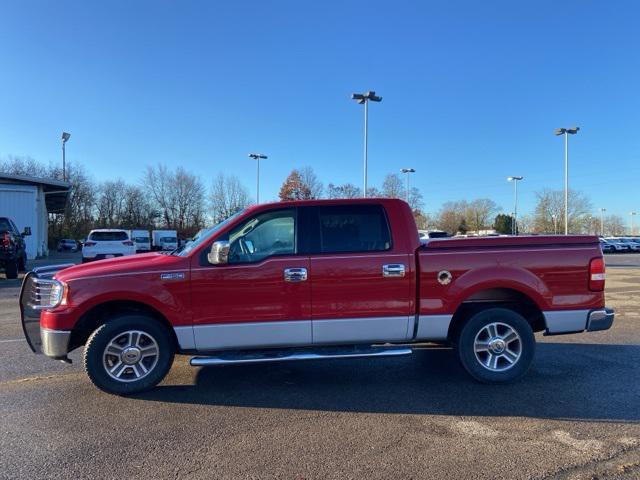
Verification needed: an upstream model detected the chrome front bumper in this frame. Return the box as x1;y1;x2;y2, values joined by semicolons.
19;264;75;359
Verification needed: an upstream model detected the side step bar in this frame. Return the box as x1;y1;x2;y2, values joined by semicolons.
190;346;412;367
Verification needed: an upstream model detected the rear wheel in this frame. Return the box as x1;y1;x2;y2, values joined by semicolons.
4;259;18;279
83;315;175;395
456;307;535;384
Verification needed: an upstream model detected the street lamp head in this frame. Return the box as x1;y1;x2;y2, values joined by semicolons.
401;168;415;173
351;91;382;103
61;132;71;143
555;127;580;135
507;176;523;181
600;208;606;212
248;153;267;160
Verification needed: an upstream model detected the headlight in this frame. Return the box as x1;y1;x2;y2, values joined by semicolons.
28;278;68;310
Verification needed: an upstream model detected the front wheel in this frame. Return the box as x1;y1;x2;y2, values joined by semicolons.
4;259;18;279
83;315;175;395
456;308;535;384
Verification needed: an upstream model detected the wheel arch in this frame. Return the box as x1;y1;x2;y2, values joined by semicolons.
68;299;178;352
447;287;545;343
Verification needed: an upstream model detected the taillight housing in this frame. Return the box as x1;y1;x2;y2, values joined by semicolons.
2;232;10;248
123;240;134;246
589;257;606;291
83;241;97;247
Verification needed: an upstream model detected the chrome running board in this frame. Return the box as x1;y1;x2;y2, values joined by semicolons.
190;346;412;367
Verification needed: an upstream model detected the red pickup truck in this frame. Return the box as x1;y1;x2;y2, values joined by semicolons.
20;198;614;394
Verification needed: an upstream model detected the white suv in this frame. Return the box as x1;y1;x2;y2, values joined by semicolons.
82;229;136;263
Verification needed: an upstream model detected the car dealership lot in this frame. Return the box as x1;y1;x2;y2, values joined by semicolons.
1;255;639;479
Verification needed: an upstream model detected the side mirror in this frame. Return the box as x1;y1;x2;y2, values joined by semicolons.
208;240;230;265
22;227;32;237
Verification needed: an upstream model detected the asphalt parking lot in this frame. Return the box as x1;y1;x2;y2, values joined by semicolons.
1;253;639;479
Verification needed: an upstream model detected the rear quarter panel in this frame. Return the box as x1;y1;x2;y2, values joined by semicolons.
418;241;605;315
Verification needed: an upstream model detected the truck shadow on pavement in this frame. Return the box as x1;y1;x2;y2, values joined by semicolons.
140;342;640;422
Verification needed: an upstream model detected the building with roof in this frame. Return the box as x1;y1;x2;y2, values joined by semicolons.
0;173;71;258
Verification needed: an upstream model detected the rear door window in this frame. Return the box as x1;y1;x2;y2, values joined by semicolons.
308;205;392;254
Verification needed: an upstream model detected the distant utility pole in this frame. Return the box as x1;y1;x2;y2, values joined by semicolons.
61;132;71;181
552;214;558;235
400;168;415;204
507;176;524;235
351;91;382;197
554;127;580;234
600;208;606;236
248;153;267;204
631;211;637;236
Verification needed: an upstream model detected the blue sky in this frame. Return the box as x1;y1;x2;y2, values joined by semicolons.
1;1;638;221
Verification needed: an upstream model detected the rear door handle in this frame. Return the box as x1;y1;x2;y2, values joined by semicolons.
284;267;308;283
383;264;406;278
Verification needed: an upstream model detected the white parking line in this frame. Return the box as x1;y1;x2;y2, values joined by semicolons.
0;338;23;343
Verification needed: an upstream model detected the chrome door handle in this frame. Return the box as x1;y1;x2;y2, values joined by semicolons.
284;267;308;283
383;264;406;278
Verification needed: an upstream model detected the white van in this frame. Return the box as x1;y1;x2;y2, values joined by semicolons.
129;229;151;253
152;230;178;251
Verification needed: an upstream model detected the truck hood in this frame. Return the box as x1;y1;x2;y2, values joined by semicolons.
54;252;188;283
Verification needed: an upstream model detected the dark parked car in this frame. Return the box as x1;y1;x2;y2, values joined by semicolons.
0;217;30;279
57;239;79;252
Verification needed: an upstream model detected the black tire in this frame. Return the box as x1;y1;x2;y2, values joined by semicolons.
456;307;535;384
4;259;18;279
18;254;27;272
83;315;175;395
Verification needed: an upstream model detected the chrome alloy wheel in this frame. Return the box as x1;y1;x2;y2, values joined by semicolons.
102;330;159;382
473;322;522;372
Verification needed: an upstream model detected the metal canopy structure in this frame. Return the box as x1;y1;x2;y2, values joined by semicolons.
0;173;72;213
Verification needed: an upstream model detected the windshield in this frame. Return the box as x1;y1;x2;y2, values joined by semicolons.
134;237;149;243
161;237;177;243
177;210;245;256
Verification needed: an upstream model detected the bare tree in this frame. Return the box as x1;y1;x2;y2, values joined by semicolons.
96;180;127;227
382;173;404;199
327;183;361;199
533;189;592;234
466;198;500;233
144;165;205;235
408;186;424;211
299;166;323;199
436;200;469;235
121;185;156;228
0;155;49;176
209;173;251;223
605;214;626;236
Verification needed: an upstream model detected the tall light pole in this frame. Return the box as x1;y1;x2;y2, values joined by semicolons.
600;208;606;237
630;211;637;236
248;153;267;204
400;168;415;203
351;91;382;197
507;176;524;235
61;132;71;181
555;127;580;234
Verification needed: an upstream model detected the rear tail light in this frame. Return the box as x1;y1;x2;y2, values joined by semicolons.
123;240;134;246
2;232;10;248
589;257;606;291
83;241;97;247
